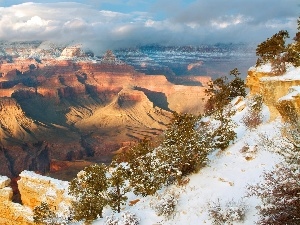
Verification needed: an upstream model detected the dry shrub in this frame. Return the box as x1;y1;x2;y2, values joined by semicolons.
208;199;248;225
151;190;179;219
247;163;300;225
242;94;263;130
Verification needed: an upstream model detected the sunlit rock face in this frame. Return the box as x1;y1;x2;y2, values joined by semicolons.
17;171;71;210
0;175;34;225
246;67;300;120
0;171;71;225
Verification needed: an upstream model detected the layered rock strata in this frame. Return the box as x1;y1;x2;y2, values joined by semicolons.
0;57;210;178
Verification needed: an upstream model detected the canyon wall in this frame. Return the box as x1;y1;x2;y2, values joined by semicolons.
0;58;210;179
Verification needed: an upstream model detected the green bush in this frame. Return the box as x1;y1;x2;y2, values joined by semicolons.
157;112;210;178
205;68;246;114
33;202;70;225
68;164;108;224
33;202;57;225
276;100;298;123
120;139;169;196
107;163;130;213
151;190;179;218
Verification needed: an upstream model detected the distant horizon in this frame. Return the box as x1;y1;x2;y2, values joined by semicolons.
0;1;298;53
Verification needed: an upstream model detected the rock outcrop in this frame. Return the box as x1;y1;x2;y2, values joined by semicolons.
17;171;71;210
0;175;34;225
246;66;300;120
0;171;72;224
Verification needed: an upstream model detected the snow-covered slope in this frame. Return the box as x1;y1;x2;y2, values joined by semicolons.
90;98;285;225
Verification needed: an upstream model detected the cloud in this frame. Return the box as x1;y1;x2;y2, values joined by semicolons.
0;1;298;54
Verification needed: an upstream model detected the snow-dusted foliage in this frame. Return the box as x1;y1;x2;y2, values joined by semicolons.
151;190;179;218
208;199;248;225
241;94;263;130
205;68;246;114
157;112;210;179
33;202;70;225
210;108;237;150
105;212;140;225
249;118;300;224
248;163;300;225
68;164;108;223
107;163;130;213
255;18;300;74
120;139;169;196
257;120;300;165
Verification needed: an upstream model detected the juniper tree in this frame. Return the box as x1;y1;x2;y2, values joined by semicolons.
107;163;130;213
211;109;237;150
126;139;169;196
157;112;210;180
68;164;108;224
205;68;245;114
256;30;289;65
255;30;290;75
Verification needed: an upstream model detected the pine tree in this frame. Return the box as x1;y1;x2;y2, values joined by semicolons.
127;139;169;196
205;68;245;114
157;112;210;179
68;164;108;224
107;163;130;213
211;109;237;150
256;30;289;64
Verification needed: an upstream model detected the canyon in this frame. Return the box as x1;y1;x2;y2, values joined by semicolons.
0;48;210;180
1;64;300;224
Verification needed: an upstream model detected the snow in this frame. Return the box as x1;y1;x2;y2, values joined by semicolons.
249;63;272;73
19;170;68;191
260;65;300;81
0;175;10;188
88;98;284;225
278;85;300;101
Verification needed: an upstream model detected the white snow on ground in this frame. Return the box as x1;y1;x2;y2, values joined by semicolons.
88;98;285;225
260;65;300;81
249;63;272;73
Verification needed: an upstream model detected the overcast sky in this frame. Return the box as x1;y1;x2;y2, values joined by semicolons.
0;0;298;53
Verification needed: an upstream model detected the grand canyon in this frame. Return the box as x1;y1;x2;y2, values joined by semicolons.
0;44;213;180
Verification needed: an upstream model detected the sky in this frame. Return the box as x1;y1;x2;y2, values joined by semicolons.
0;0;299;53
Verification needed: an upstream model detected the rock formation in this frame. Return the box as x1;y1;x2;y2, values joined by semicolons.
246;65;300;120
0;171;72;224
0;175;34;225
